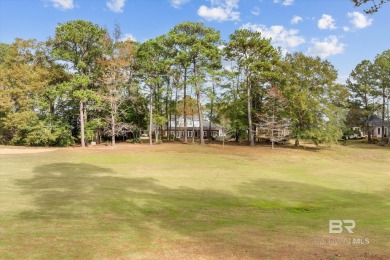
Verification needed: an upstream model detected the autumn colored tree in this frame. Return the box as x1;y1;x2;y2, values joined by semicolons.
99;25;135;146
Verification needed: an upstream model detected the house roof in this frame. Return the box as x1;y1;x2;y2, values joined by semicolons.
368;117;389;126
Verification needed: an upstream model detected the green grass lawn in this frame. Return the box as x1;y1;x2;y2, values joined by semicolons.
0;142;389;259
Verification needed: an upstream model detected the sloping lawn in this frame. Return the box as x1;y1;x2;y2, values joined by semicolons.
0;142;389;259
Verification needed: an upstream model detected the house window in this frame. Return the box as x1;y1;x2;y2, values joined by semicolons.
378;128;381;135
187;131;193;138
203;131;207;137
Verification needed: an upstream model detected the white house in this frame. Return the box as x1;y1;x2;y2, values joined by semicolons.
165;116;222;139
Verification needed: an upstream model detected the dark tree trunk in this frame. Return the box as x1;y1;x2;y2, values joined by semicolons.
209;82;215;139
382;86;385;142
192;108;195;144
50;101;55;115
197;94;205;145
166;79;170;141
174;84;178;141
149;86;153;146
183;67;188;143
83;102;88;147
367;120;372;143
79;100;85;148
111;111;115;147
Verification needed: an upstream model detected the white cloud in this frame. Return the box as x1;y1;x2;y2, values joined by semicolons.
120;33;136;42
347;11;373;29
318;14;337;30
343;26;350;32
291;15;302;24
251;7;260;16
241;23;305;50
49;0;74;10
273;0;294;6
106;0;126;13
306;36;346;59
170;0;191;9
197;0;240;22
282;0;294;6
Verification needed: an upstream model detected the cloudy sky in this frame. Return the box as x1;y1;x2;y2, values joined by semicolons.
0;0;389;82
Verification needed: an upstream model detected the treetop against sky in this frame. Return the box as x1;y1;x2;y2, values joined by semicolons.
0;0;389;82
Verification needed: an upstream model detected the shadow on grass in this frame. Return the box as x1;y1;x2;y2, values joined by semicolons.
13;162;390;258
207;140;324;152
343;140;390;150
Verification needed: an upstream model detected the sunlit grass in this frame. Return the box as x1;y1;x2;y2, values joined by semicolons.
0;142;389;258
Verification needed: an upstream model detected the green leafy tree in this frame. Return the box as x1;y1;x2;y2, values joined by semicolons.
346;60;378;142
176;22;221;145
373;50;390;142
168;25;191;143
167;22;221;144
50;20;106;147
136;39;168;145
282;52;348;146
225;29;279;146
217;68;247;142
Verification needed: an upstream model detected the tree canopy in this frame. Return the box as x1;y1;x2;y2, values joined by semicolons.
1;19;387;148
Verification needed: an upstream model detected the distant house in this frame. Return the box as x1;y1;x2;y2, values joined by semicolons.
165;116;222;139
351;118;389;138
368;119;389;138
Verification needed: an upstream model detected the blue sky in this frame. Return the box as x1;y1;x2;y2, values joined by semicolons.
0;0;389;82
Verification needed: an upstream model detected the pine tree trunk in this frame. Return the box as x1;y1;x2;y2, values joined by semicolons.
183;68;188;143
149;86;153;146
83;103;88;146
111;111;115;147
197;92;205;145
192;109;195;144
192;61;205;145
79;100;85;148
174;85;178;141
209;83;215;140
367;120;372;143
246;73;254;147
382;86;385;142
166;79;170;141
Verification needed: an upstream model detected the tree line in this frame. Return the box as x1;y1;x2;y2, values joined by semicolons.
346;50;390;143
0;20;388;147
